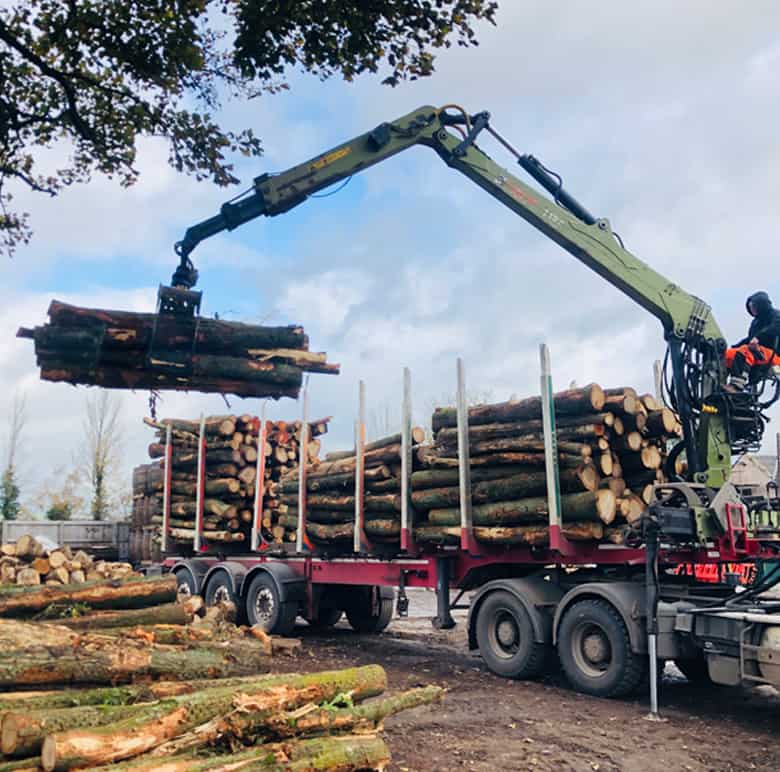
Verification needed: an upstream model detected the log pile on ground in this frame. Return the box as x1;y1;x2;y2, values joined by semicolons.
0;574;443;771
17;300;339;399
0;535;138;587
277;428;427;550
412;384;681;547
132;414;330;555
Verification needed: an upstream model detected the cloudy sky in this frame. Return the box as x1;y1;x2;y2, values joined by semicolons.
2;1;780;515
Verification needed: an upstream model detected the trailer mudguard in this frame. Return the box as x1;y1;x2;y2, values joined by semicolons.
467;577;565;649
244;561;307;605
170;559;210;594
202;561;249;596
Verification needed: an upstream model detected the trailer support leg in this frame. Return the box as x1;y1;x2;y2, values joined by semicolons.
432;557;455;630
644;513;663;719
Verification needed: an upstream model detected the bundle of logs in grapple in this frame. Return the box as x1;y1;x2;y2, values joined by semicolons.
0;574;443;770
133;414;330;553
17;300;339;399
411;384;681;548
277;428;427;549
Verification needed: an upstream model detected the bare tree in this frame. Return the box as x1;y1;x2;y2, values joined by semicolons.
1;393;26;520
368;401;399;443
80;392;123;521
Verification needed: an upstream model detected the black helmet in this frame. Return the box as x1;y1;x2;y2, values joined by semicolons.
746;291;772;317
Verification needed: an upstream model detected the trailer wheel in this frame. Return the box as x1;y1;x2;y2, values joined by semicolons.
203;570;239;609
475;590;550;679
245;573;297;636
309;606;343;630
558;599;647;698
346;588;393;633
675;655;713;685
174;569;197;600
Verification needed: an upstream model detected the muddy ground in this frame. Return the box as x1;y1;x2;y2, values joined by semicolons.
274;589;779;772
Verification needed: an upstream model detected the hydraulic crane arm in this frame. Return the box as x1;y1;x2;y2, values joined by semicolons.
175;104;737;488
176;105;723;345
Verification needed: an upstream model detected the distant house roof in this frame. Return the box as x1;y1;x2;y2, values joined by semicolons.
730;454;777;488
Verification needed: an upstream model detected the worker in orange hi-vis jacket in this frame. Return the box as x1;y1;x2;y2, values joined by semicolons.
723;291;780;393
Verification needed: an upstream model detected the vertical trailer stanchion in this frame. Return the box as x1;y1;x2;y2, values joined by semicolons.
400;367;416;553
251;403;269;552
456;358;478;554
540;345;567;555
354;380;373;553
653;359;663;403
161;424;172;554
194;414;206;553
296;381;312;554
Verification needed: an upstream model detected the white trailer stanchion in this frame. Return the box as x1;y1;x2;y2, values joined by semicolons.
161;423;172;554
456;358;477;554
354;381;371;553
400;367;415;553
540;344;567;555
194;414;206;553
296;380;311;554
251;403;268;552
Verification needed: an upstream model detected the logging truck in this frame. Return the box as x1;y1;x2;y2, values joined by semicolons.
143;104;780;702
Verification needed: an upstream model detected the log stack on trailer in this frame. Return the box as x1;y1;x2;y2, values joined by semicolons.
277;428;427;549
17;300;339;399
0;574;442;770
411;384;681;548
133;414;330;555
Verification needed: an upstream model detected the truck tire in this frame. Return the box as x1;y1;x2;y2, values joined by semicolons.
309;606;343;630
244;573;297;636
204;570;239;608
675;655;713;685
174;569;197;600
475;590;550;679
345;587;393;633
558;598;647;698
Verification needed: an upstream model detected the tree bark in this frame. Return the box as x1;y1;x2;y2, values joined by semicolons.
96;735;391;772
44;300;307;351
0;576;176;617
426;490;616;527
51;603;190;631
306;522;354;541
168;529;244;543
364;518;401;537
433;411;615;445
431;384;605;431
264;685;443;738
415;522;603;546
324;429;426;461
411;465;599;510
39;364;301;400
40;666;386;770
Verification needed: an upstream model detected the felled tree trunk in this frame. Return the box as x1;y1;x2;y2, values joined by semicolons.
0;576;176;618
431;383;605;431
51;602;190;631
41;666;386;770
425;490;616;527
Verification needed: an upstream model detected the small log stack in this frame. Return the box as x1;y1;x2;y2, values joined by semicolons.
17;300;339;399
0;572;442;771
133;414;330;554
278;428;427;550
412;384;681;548
0;535;138;587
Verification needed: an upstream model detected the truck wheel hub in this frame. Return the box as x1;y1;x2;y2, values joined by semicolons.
255;588;274;621
213;586;231;605
583;632;608;663
497;619;517;647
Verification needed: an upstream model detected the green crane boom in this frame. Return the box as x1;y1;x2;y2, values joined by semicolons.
173;104;769;507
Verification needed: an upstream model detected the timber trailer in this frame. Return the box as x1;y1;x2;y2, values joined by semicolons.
149;104;779;701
